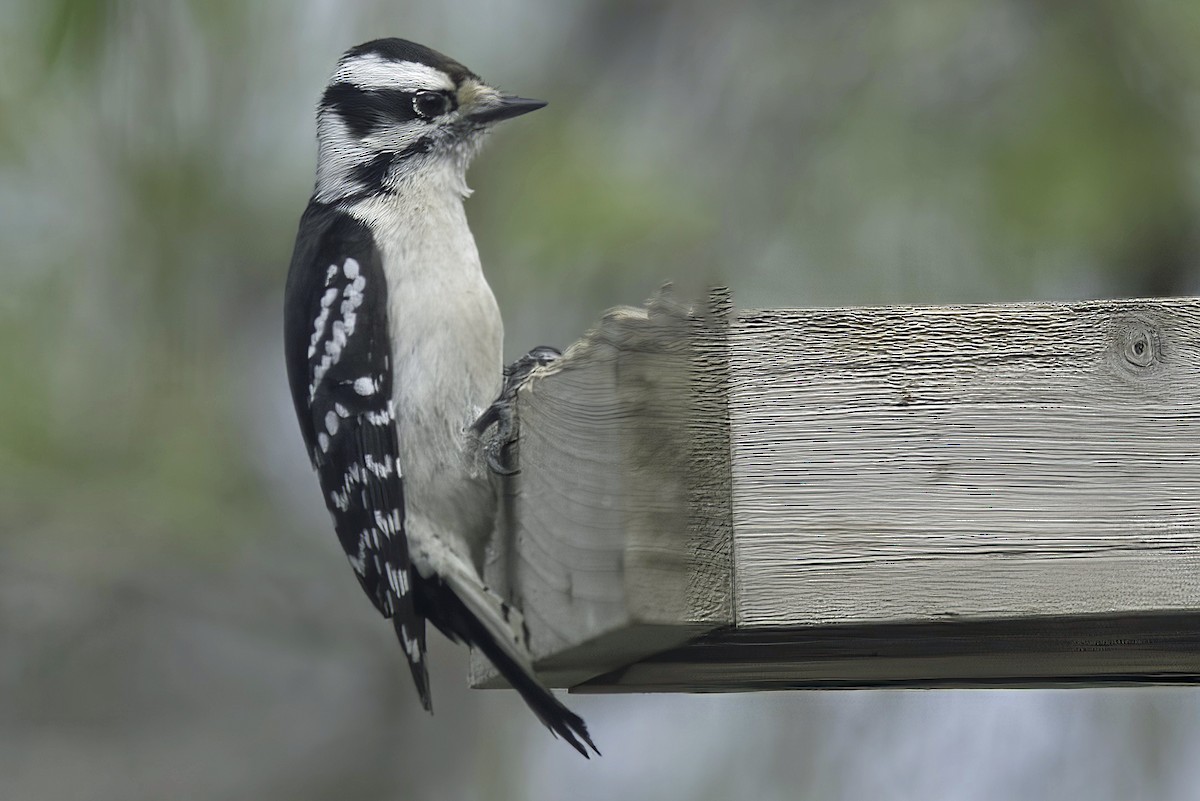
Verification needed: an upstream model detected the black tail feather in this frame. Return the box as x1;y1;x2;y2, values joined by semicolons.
419;578;600;757
467;612;600;758
393;615;432;713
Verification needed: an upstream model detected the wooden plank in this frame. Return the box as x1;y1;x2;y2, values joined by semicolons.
470;289;733;688
577;614;1200;692
472;295;1200;691
730;301;1200;631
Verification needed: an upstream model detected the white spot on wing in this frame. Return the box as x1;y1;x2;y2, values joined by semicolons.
354;377;377;395
399;623;422;662
308;286;340;359
330;488;350;511
372;508;402;537
340;270;366;338
347;532;368;575
309;269;367;399
318;433;330;452
364;453;394;478
330;320;347;351
325;410;339;435
343;258;360;280
364;402;393;426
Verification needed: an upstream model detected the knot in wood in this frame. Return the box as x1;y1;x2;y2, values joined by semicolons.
1120;321;1160;369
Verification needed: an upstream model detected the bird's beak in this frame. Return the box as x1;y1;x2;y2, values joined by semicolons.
466;95;547;124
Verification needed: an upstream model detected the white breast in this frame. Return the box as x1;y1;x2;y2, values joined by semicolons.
348;180;504;576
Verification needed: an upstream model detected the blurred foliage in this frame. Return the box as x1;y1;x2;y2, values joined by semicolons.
3;2;1200;800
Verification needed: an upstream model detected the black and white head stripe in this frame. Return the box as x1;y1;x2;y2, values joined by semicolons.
320;68;461;138
341;38;477;86
309;38;548;204
320;39;476;132
329;54;464;94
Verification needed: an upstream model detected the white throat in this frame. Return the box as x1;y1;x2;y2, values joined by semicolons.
341;163;501;412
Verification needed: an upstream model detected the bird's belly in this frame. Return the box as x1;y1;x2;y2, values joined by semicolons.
389;274;503;576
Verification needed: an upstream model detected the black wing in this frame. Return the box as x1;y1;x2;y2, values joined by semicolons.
283;204;430;709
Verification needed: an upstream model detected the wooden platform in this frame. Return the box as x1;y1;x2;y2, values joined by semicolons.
471;289;1200;691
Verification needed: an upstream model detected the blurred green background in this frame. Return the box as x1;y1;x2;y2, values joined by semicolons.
3;2;1200;800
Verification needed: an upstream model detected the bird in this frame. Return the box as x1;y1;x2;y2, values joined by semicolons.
283;38;597;757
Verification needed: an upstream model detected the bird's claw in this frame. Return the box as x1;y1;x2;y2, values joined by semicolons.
473;346;562;475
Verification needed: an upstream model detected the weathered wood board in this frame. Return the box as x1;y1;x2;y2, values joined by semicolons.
472;292;1200;691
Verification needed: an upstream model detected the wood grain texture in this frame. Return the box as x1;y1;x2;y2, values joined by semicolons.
730;300;1200;631
471;295;1200;691
470;289;732;688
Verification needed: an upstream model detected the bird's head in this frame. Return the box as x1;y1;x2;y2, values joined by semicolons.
314;38;545;203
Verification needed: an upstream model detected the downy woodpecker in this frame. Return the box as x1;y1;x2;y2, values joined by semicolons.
283;38;596;757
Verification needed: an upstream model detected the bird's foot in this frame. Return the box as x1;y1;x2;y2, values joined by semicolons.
472;346;562;475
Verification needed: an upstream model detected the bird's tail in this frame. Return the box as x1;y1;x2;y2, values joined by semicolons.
392;614;432;712
430;563;600;758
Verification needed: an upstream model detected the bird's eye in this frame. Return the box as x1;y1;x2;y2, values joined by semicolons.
413;91;451;120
